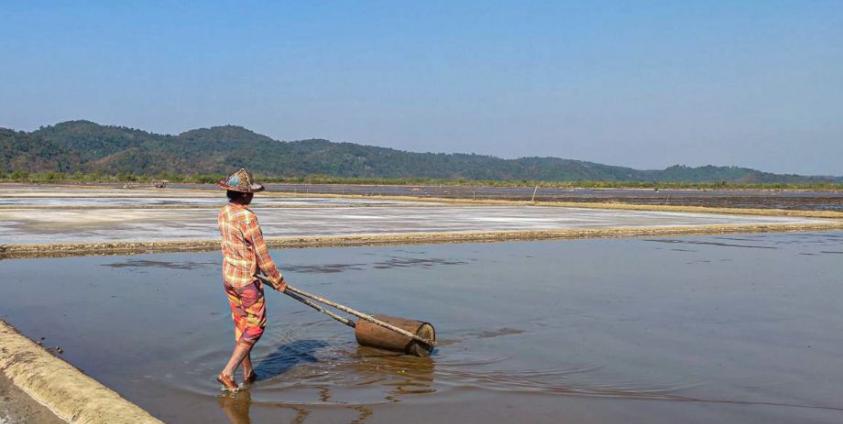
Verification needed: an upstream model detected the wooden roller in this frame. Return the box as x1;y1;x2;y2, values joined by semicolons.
256;275;436;357
355;315;436;357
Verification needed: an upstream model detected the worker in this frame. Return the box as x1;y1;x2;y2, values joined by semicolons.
216;168;286;391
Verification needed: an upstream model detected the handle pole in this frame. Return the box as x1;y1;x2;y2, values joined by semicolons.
257;275;435;347
284;289;356;328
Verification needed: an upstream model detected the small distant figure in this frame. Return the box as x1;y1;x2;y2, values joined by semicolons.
154;180;169;189
216;168;287;391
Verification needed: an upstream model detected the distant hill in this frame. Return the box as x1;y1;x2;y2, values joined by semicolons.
1;120;839;183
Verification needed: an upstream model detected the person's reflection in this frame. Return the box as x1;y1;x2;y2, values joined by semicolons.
217;348;435;424
216;388;314;424
217;389;252;424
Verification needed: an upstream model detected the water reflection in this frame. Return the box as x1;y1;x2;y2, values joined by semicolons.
351;346;436;398
217;390;252;424
217;346;436;423
217;390;315;424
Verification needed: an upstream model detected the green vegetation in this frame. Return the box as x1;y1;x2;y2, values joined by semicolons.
3;171;842;191
1;120;841;188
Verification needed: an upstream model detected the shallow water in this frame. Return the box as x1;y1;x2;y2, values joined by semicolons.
1;233;843;423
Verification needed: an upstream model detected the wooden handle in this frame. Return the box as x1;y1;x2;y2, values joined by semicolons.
256;275;436;347
284;289;356;328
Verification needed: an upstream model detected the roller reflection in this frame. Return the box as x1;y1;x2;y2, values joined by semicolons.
351;346;436;399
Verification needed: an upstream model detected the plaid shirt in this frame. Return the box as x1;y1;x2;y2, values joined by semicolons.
218;202;283;288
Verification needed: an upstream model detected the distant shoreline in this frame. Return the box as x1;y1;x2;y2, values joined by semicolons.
2;175;843;191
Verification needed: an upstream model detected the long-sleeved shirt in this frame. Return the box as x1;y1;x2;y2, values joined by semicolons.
218;202;283;288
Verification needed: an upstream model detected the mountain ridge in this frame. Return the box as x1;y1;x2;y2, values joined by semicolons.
1;120;839;183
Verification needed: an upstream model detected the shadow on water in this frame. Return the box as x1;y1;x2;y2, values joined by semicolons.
254;339;328;381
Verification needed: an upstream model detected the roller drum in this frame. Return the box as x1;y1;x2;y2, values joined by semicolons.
354;314;436;357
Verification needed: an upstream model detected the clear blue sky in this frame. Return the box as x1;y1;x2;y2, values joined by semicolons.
1;1;841;174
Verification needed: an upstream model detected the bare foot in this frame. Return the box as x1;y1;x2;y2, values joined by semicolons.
216;373;239;391
243;370;257;384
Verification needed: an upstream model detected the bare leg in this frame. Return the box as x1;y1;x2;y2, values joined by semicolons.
220;342;252;386
242;352;255;382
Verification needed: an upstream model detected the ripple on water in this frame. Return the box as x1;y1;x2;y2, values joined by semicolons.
165;320;701;409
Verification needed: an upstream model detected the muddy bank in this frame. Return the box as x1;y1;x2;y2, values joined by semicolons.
1;233;843;422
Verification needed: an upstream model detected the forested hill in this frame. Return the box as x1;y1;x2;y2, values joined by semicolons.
0;120;838;183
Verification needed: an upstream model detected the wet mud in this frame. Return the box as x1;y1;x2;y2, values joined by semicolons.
2;233;843;422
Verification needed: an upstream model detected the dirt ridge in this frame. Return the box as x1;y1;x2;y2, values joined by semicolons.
2;221;842;259
0;321;163;424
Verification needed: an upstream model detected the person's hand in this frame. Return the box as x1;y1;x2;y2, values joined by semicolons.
273;277;287;293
